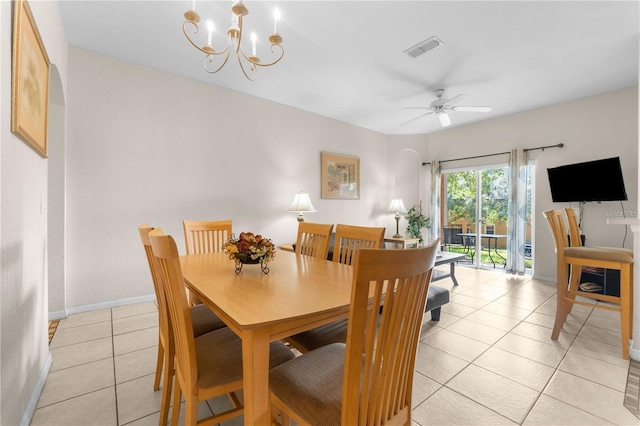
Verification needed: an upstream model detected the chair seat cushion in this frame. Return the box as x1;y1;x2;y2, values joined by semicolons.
270;343;346;425
190;304;227;337
565;246;633;264
287;319;348;352
196;327;295;389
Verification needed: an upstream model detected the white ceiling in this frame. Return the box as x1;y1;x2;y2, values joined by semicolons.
58;1;639;135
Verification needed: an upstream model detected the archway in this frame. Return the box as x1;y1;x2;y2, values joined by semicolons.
47;65;66;319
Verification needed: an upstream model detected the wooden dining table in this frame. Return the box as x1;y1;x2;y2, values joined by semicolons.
179;250;354;425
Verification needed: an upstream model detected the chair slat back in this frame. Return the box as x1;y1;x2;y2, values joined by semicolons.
295;222;334;259
564;208;583;247
138;225;171;349
542;209;568;256
149;229;198;390
183;220;232;254
332;224;385;265
341;240;439;425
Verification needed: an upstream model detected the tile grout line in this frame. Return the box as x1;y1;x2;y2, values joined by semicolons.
39;274;638;424
624;359;640;417
110;308;122;426
424;283;639;423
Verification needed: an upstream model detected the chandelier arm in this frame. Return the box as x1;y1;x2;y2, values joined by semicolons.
183;21;231;57
253;44;285;68
235;15;244;54
182;21;208;55
204;49;233;74
236;48;258;81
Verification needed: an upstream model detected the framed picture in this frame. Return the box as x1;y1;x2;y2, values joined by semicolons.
12;0;50;158
321;152;360;199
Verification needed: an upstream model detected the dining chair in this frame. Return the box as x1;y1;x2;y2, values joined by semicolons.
331;224;385;265
183;219;232;304
148;228;295;425
543;209;633;359
294;222;334;259
183;219;233;254
270;240;440;425
286;224;385;353
138;225;228;425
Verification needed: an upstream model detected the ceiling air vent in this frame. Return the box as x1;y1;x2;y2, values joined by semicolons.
404;36;444;58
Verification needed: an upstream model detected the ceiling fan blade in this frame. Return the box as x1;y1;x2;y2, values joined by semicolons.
401;112;433;126
441;93;469;106
401;107;432;110
437;112;451;127
451;106;493;113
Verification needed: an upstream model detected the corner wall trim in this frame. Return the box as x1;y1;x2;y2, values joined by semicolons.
19;353;53;426
48;309;68;321
630;340;639;361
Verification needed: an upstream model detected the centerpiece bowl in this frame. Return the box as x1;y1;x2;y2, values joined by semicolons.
222;232;275;274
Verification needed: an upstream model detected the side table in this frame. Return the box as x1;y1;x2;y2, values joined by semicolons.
278;244;295;253
384;237;420;249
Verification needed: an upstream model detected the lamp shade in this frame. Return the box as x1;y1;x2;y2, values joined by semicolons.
289;192;316;213
388;198;407;214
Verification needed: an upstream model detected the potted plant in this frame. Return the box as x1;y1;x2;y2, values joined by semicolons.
405;201;430;245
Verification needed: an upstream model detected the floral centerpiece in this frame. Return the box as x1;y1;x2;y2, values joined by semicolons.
222;232;275;274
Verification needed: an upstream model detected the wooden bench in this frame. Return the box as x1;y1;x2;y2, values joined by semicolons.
424;252;465;321
425;285;449;321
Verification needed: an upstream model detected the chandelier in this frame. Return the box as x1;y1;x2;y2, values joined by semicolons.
182;1;284;81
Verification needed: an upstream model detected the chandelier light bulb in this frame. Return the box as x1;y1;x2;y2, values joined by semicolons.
206;20;214;45
231;13;239;30
273;8;280;33
251;32;257;56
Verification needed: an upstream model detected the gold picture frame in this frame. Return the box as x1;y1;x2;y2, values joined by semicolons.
321;152;360;199
12;0;50;158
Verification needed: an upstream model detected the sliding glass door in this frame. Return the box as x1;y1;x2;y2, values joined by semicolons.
442;166;509;268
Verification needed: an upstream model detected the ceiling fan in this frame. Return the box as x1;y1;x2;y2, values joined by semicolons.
402;89;493;127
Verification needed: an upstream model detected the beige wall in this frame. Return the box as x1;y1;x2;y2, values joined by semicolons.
64;47;391;310
0;1;68;424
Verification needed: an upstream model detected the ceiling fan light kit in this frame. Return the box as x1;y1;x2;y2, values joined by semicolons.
402;88;493;128
436;111;451;127
182;0;284;81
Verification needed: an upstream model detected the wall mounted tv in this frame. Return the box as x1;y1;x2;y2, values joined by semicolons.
547;157;627;203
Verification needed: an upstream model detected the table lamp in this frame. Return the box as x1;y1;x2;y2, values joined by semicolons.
289;191;316;222
388;198;407;238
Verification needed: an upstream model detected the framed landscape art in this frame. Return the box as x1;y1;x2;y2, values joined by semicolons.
12;0;50;158
321;152;360;199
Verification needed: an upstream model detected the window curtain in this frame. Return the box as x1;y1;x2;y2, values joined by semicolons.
506;149;528;275
429;160;441;246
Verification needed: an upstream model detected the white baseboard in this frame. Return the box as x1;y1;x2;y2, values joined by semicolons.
532;274;555;282
19;352;53;426
48;310;68;321
65;293;156;316
630;339;640;361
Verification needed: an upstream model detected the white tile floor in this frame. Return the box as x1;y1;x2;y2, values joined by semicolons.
32;265;640;425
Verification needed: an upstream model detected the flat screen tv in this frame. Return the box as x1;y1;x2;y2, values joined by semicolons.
547;157;627;203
